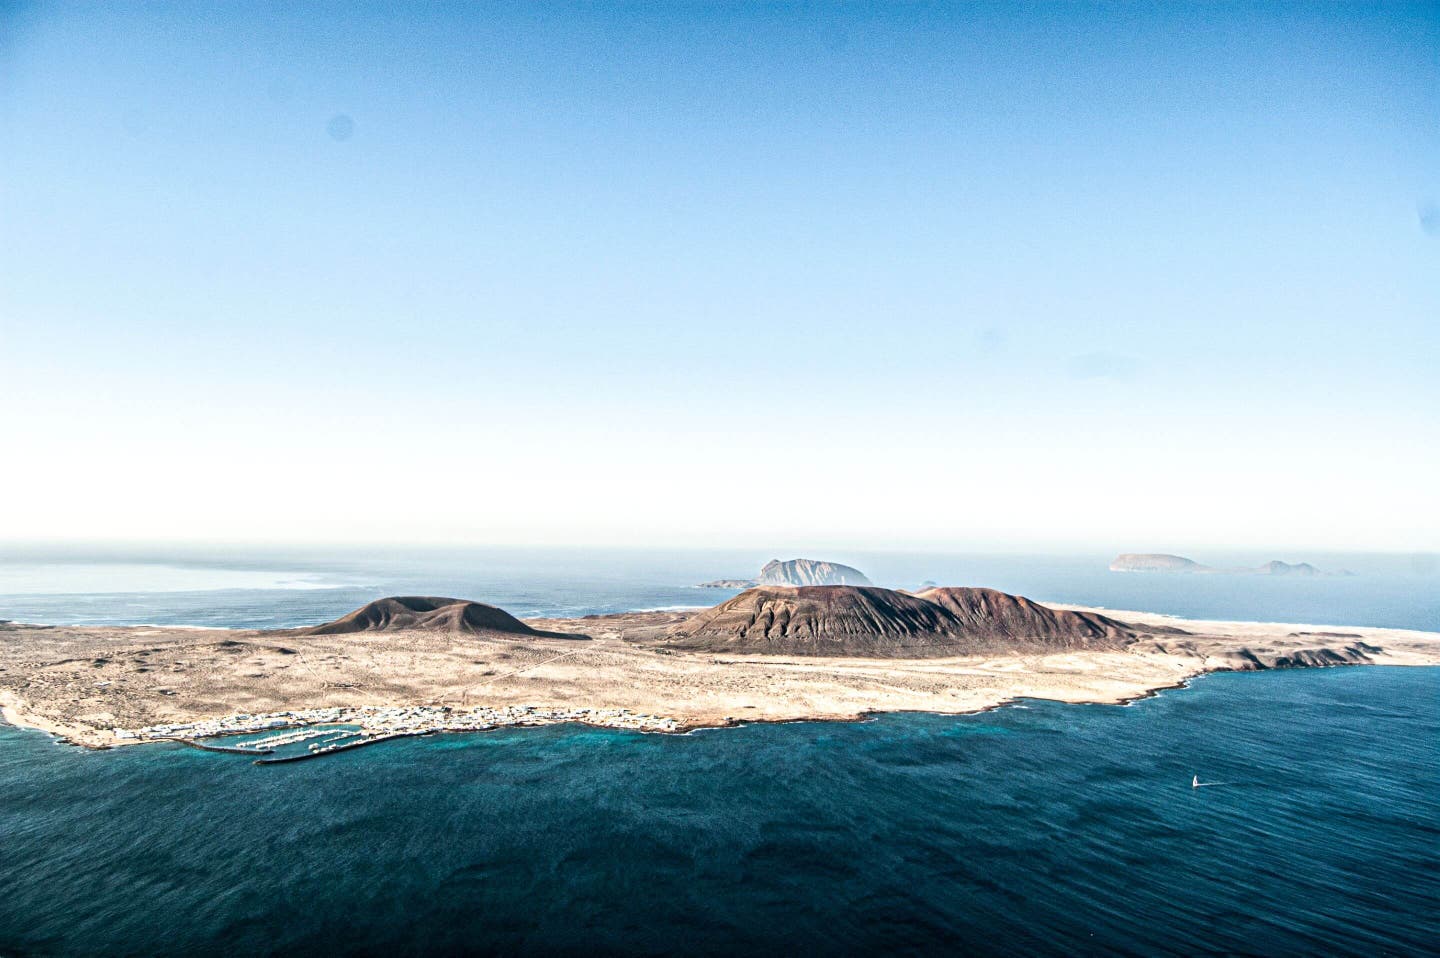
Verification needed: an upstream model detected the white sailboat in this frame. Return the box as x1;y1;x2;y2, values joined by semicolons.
1192;775;1200;788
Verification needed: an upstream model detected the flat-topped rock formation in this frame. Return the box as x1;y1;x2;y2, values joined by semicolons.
1110;554;1352;576
758;559;872;587
665;584;1165;656
699;558;872;589
298;596;580;639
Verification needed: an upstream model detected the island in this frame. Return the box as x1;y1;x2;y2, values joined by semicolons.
1110;554;1214;574
1110;554;1354;576
699;557;872;589
2;584;1436;756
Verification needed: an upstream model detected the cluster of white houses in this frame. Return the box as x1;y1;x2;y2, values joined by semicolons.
115;703;681;743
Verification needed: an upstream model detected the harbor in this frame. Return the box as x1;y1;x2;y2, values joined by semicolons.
118;705;683;764
234;728;341;749
252;732;412;765
171;738;274;756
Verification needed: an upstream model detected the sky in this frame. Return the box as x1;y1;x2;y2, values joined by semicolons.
1;1;1437;551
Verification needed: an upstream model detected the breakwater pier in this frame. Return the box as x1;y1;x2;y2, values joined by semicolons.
171;738;274;755
253;733;410;765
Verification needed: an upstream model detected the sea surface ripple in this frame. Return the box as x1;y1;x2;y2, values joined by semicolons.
1;667;1436;956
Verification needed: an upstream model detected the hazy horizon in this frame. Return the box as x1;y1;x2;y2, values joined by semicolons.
2;537;1435;570
4;1;1437;551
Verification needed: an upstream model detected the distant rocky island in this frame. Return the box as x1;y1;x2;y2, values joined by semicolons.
1109;554;1353;576
699;558;872;589
1110;554;1211;574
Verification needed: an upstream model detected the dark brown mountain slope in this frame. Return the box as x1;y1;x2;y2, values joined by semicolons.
299;596;582;639
664;585;1173;657
666;586;958;655
914;587;1138;648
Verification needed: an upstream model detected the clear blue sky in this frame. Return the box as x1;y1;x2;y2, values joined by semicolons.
2;1;1437;550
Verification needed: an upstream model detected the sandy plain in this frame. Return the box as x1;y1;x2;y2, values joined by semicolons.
1;605;1437;749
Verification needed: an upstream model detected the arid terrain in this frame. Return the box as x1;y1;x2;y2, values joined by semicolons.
2;588;1437;749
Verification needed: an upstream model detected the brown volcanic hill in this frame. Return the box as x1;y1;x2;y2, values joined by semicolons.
913;587;1137;646
666;586;959;655
664;585;1169;657
299;597;580;639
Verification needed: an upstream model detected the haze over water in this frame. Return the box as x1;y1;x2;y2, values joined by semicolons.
0;546;1435;632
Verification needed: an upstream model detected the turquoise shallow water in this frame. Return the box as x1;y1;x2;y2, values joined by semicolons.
2;667;1436;957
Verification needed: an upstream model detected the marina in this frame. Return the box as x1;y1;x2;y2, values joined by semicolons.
253;733;411;765
307;731;355;749
171;739;274;756
123;705;680;765
234;728;342;750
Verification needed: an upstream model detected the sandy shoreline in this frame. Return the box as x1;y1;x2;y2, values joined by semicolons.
0;673;1207;751
0;692;107;745
1;605;1437;751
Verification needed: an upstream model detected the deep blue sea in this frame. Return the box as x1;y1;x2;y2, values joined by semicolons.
1;546;1437;955
1;670;1436;956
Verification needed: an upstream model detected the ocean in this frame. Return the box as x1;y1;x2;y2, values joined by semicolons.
1;547;1437;956
1;544;1437;631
